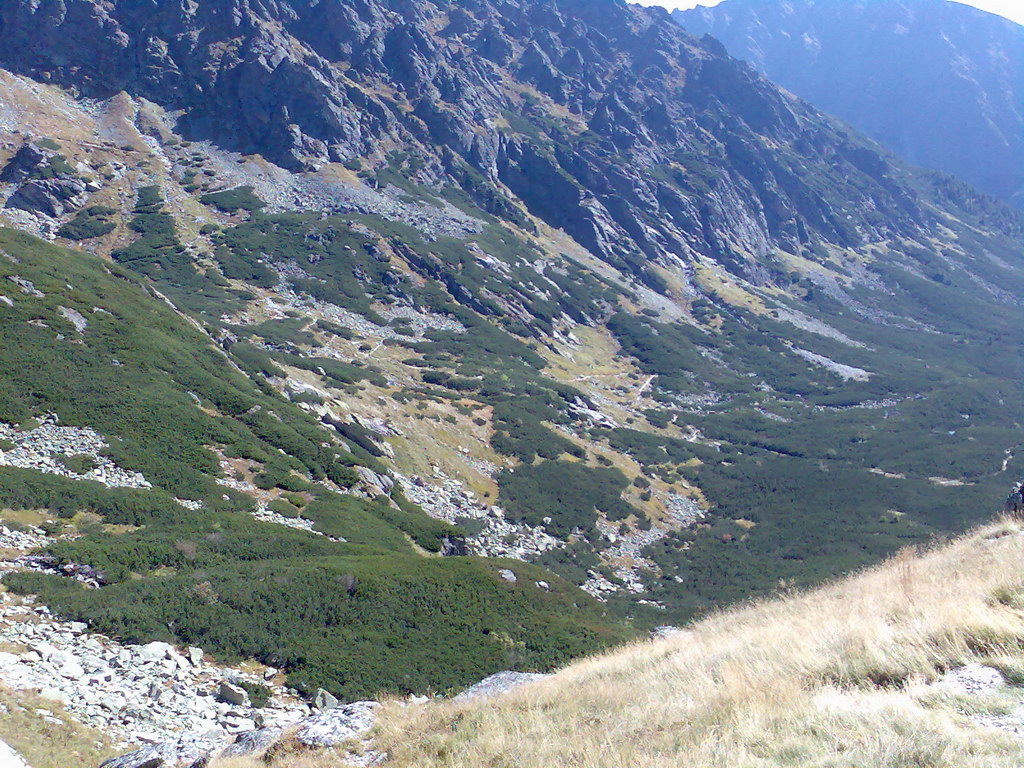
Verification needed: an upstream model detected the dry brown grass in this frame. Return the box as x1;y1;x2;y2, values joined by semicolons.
0;686;116;768
217;517;1024;768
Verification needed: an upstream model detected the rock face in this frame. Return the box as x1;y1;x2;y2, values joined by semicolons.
0;740;29;768
0;0;959;282
675;0;1024;206
453;671;549;701
1;143;93;218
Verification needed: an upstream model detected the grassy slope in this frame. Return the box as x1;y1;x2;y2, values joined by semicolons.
221;515;1024;767
0;686;116;768
0;227;631;700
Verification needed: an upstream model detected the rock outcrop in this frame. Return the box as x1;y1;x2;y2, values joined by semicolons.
1;143;93;218
0;740;29;768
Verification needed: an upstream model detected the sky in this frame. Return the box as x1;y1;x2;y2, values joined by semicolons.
632;0;1024;26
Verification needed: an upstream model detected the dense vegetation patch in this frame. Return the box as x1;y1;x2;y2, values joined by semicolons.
0;227;632;699
498;461;640;535
57;206;116;240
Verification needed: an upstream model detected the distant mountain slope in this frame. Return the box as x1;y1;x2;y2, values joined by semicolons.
675;0;1024;206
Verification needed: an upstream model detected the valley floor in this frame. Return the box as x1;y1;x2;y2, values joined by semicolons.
219;515;1024;768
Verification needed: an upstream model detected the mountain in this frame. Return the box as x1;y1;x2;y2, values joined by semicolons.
674;0;1024;206
0;0;1020;761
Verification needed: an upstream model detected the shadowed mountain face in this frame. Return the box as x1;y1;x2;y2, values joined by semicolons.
675;0;1024;207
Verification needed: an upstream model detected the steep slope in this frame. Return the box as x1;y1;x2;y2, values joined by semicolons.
0;226;629;704
276;516;1024;768
0;1;1020;759
675;0;1024;206
0;0;963;273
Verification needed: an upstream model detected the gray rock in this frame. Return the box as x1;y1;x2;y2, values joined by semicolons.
7;177;90;218
453;671;548;702
0;739;30;768
0;143;47;184
295;701;379;748
99;746;164;768
218;726;283;758
136;642;174;662
314;688;339;711
498;569;517;583
217;681;249;707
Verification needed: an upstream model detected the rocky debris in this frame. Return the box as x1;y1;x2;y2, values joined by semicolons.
591;520;665;597
249;501;346;543
579;570;618;600
256;262;465;342
663;494;704;527
0;524;49;552
397;471;563;561
650;626;687;640
11;555;106;588
295;701;379;748
0;740;29;768
928;664;1024;736
0;593;308;749
789;345;871;382
378;303;466;336
7;276;41;297
498;569;517;583
0;415;151;489
193;143;481;239
937;664;1006;696
106;701;382;768
453;671;549;702
7;177;90;218
773;306;868;349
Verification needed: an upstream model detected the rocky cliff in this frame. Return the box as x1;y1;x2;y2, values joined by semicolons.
0;0;957;281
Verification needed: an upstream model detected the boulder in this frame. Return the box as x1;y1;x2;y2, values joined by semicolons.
217;727;283;759
295;701;379;748
99;746;164;768
6;177;90;218
0;740;29;768
217;681;249;707
136;642;175;662
0;143;47;183
313;688;339;711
